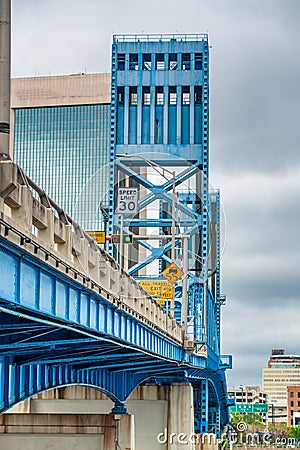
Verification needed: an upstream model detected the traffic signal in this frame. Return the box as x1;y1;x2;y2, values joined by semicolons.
110;234;134;244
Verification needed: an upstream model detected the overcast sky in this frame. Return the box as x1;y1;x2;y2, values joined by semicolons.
11;0;300;389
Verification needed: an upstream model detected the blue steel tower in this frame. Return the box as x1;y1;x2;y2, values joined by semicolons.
110;34;222;355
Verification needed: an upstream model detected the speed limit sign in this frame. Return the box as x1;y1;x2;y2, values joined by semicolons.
116;188;139;215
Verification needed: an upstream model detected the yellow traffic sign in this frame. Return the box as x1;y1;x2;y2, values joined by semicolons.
162;262;184;285
86;231;106;244
156;299;166;305
139;280;174;299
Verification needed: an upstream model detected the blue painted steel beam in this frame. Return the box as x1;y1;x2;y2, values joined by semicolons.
33;352;142;365
0;338;97;351
162;164;200;191
124;218;197;227
115;160;155;190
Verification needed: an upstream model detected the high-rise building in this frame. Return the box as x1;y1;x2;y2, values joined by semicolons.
262;349;300;401
262;349;300;424
11;73;111;231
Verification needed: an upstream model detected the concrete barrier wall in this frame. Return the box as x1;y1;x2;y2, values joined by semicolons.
0;160;183;342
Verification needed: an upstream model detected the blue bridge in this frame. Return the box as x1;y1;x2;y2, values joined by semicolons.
0;160;231;435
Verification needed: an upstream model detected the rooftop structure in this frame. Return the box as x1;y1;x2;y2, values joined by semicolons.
262;349;300;421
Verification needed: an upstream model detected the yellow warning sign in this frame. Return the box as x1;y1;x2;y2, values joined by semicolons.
156;299;166;305
162;262;184;285
86;231;106;244
139;280;174;299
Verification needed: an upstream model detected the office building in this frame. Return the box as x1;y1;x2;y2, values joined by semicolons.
262;349;300;424
287;386;300;427
262;349;300;401
11;73;111;231
228;385;268;405
228;386;268;425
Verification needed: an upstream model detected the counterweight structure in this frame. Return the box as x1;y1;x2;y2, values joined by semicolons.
109;34;223;354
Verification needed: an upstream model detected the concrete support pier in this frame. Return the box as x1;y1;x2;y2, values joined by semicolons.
167;383;195;450
0;413;135;450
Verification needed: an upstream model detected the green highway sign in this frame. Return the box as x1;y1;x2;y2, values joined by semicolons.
229;403;268;413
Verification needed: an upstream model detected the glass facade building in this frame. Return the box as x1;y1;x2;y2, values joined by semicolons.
14;103;111;231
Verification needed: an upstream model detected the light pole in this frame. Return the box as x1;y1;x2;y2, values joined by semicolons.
239;385;245;404
116;154;178;318
0;0;11;159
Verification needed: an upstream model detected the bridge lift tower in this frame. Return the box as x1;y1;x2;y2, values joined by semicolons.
109;33;223;349
108;34;229;432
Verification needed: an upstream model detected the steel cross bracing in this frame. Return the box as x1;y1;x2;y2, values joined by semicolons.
113;157;221;354
0;223;230;428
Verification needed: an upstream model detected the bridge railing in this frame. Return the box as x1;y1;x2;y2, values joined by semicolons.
0;161;183;342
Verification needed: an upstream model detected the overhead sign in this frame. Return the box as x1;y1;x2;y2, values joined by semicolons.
86;231;106;244
139;280;174;299
116;188;139;215
162;262;184;285
229;404;268;413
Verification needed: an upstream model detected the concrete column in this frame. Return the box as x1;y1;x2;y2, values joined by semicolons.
0;196;4;215
10;185;33;232
38;208;54;248
57;224;72;260
113;414;135;450
168;383;195;450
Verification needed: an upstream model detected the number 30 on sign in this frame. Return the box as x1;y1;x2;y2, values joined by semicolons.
116;188;139;215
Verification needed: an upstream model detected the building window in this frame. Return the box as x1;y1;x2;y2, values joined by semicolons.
169;53;177;70
298;401;300;407
182;53;191;70
129;87;137;105
291;401;294;407
195;53;203;70
182;86;190;105
143;86;150;105
291;392;294;398
155;54;165;70
117;54;125;70
169;87;177;105
117;87;124;105
129;54;138;71
142;54;151;70
298;392;300;398
195;86;202;104
155;87;164;105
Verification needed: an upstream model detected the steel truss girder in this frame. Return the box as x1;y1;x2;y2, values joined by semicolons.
32;352;143;366
0;239;191;364
115;159;203;276
0;223;229;426
115;160;202;221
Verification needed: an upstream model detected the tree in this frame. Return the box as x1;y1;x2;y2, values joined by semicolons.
289;423;300;440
